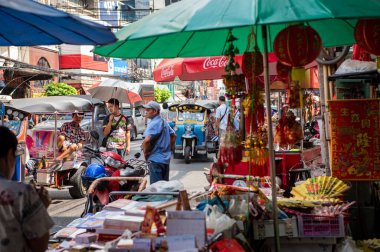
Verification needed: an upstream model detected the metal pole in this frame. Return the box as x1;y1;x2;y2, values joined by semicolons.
54;111;58;160
262;25;280;252
323;65;331;175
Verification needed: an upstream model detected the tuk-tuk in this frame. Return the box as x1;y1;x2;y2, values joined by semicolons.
0;95;28;182
170;101;218;163
8;95;107;198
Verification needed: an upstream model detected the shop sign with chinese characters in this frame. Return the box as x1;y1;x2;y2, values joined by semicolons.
329;99;380;180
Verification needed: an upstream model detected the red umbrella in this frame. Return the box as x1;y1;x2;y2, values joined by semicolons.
153;53;278;82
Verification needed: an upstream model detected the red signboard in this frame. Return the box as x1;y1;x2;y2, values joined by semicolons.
329;99;380;180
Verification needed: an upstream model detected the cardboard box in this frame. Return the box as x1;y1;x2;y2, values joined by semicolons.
36;170;54;185
253;218;298;240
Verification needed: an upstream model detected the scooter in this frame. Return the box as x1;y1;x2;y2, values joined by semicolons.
81;131;149;216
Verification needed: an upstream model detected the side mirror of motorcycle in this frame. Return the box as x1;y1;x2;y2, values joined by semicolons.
134;152;141;159
90;130;99;140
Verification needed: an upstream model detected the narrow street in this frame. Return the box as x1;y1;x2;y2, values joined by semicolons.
48;137;211;233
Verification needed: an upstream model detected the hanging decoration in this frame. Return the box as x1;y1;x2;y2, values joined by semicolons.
286;82;301;108
244;126;268;166
354;18;380;68
303;92;314;122
273;24;322;83
241;29;264;92
218;122;243;169
241;28;268;169
217;31;244;169
223;31;245;99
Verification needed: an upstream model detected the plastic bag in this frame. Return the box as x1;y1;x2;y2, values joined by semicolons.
335;59;376;75
204;205;236;234
142;180;184;193
228;199;248;218
335;237;363;252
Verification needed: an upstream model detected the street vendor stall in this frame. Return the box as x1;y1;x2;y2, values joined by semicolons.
92;0;380;250
49;176;357;251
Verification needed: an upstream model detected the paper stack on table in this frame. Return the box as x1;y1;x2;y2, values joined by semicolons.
103;215;144;231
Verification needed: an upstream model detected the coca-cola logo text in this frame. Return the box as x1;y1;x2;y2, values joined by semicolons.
161;65;174;78
203;56;228;70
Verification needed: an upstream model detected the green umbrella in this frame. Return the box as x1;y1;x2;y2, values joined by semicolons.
94;0;380;58
94;1;380;250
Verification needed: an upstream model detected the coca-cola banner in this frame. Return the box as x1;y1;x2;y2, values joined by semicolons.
153;54;277;82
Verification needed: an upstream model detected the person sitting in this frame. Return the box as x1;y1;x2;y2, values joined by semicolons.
0;126;53;252
57;111;85;161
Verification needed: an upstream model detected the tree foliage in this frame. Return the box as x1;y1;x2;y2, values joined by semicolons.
44;82;77;96
154;88;171;103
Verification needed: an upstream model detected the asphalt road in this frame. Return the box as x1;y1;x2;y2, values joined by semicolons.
47;137;213;233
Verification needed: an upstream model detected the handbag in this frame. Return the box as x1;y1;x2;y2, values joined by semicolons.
101;115;124;147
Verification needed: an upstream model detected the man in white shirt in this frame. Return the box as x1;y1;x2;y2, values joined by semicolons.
215;95;229;137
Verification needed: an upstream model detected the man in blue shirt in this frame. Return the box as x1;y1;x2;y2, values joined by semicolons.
142;101;176;184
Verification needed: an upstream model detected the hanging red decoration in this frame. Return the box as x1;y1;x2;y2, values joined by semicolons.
242;51;264;79
273;24;322;67
354;19;380;56
276;61;292;79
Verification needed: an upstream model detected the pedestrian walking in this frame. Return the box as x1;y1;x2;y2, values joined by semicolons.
215;95;229;137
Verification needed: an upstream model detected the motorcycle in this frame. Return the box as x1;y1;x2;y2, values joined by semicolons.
81;131;149;215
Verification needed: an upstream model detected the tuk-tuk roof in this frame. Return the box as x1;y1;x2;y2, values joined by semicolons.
176;103;213;113
9;95;103;114
168;100;218;112
196;100;219;110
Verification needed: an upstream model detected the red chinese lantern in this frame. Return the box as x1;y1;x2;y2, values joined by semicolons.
274;24;322;67
354;19;380;68
242;51;264;79
276;61;292;79
273;24;322;82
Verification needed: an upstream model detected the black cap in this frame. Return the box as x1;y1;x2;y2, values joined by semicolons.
107;98;120;107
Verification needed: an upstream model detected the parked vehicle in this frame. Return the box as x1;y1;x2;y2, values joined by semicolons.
169;102;218;163
122;103;146;140
1;95;29;182
82;131;149;214
8;95;106;198
32;100;108;144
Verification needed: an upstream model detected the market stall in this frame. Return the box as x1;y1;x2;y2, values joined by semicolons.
90;0;380;250
49;176;358;251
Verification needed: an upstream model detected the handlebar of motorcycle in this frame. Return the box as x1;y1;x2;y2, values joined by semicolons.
83;145;99;154
87;177;147;195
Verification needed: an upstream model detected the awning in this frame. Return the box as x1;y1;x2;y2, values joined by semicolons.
153;53;278;82
4;67;53;81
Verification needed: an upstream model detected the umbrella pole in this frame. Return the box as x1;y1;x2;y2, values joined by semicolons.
54;111;58;160
262;25;280;252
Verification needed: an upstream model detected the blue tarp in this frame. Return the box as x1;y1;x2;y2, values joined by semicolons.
0;0;116;46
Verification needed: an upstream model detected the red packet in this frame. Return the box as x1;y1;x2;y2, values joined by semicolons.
210;239;245;252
